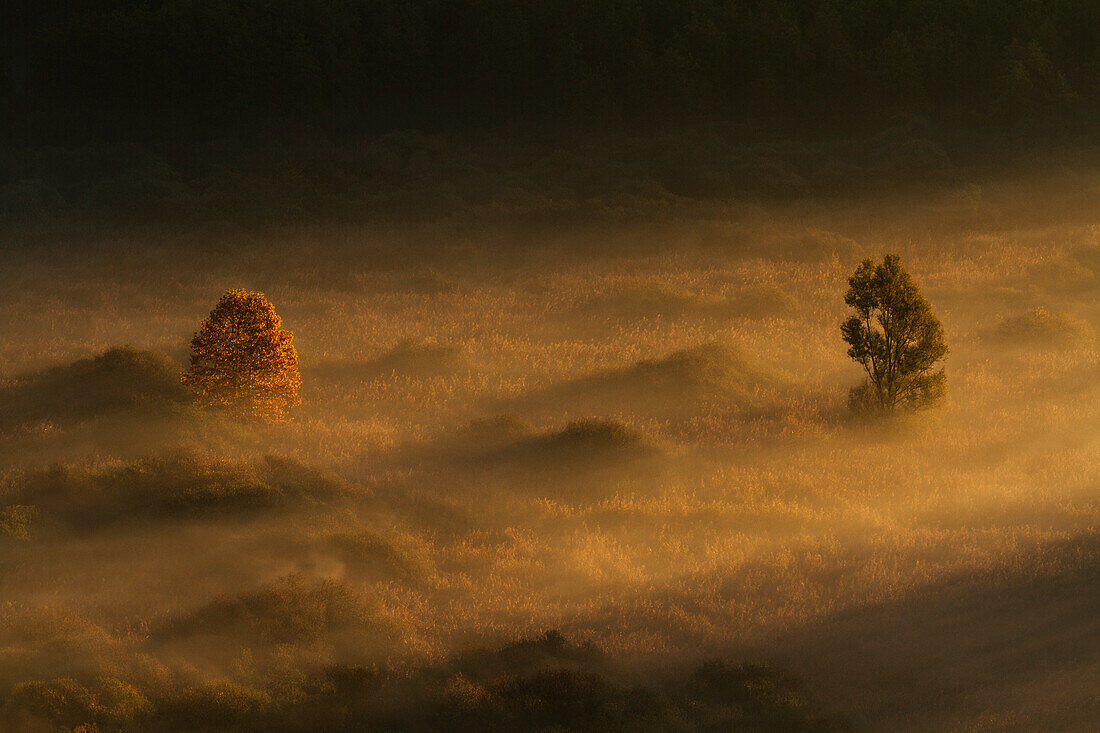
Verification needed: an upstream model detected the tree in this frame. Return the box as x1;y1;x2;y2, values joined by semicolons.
183;289;301;421
841;254;947;414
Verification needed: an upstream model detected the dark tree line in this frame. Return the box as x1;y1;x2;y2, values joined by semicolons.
3;0;1100;143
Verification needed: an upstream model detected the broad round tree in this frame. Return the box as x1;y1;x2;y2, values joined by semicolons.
841;254;947;414
183;289;301;421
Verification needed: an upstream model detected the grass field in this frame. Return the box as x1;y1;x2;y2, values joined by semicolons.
1;170;1097;731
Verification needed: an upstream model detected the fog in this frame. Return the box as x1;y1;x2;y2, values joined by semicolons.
1;170;1097;731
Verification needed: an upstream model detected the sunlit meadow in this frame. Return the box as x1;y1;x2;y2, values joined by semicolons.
2;172;1097;731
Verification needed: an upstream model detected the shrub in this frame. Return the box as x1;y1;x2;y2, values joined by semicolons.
1;676;151;731
1;452;345;531
495;420;657;474
152;574;383;646
4;678;101;730
159;680;273;730
0;347;188;432
987;308;1091;347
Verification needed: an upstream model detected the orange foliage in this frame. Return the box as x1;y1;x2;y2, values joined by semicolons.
183;289;301;421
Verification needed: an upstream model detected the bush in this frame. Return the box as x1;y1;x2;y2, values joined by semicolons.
493;420;656;474
152;574;384;646
0;629;845;731
4;678;101;731
159;680;273;730
0;452;345;531
414;633;847;732
987;308;1091;347
0;347;189;432
2;676;151;731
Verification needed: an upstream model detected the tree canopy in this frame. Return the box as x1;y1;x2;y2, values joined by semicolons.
183;289;301;422
841;254;947;414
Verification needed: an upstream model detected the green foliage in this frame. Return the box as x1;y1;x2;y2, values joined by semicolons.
841;254;947;414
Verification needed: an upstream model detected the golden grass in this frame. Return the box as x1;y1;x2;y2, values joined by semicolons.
0;174;1097;728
